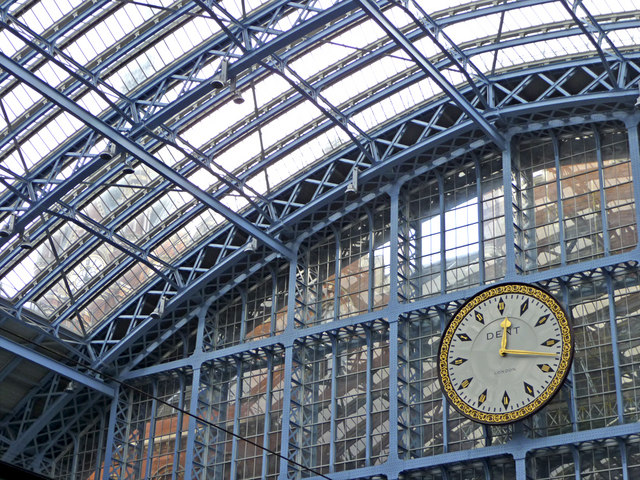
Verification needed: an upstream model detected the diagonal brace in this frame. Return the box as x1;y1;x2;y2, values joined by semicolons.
0;52;295;261
0;335;115;397
355;0;506;151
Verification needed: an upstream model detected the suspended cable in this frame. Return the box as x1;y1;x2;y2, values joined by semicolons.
0;326;334;480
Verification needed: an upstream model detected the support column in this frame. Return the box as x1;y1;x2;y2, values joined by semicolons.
388;184;400;461
101;385;121;480
502;136;517;278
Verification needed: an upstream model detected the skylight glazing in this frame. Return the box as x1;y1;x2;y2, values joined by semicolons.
0;0;637;338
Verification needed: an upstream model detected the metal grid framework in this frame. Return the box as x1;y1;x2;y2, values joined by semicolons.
1;0;640;478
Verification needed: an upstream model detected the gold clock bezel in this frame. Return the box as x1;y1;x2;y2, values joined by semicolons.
438;282;574;425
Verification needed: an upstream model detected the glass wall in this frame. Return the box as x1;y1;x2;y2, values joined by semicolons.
59;121;640;480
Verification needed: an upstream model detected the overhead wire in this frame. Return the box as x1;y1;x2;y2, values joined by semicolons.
0;325;334;480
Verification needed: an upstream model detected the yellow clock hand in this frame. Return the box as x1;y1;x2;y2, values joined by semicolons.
502;348;558;357
499;317;511;356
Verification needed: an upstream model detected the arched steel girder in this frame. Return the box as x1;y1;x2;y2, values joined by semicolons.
0;0;636;338
2;47;636;348
100;70;640;371
0;335;114;397
0;0;347;240
0;0;636;278
0;0;360;282
0;53;296;260
2;5;636;312
3;71;638;466
2;0;634;235
93;64;640;365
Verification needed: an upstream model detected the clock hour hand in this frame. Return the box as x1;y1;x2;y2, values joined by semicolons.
499;317;511;356
502;348;558;357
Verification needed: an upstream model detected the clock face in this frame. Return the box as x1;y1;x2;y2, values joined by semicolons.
438;283;574;425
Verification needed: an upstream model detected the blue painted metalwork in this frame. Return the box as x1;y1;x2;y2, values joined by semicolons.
1;44;636;348
4;0;640;475
355;0;506;150
0;336;114;397
0;53;295;261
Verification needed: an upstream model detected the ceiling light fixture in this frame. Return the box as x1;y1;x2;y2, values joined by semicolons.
122;158;135;175
230;77;244;105
150;295;166;320
0;213;16;238
19;232;34;250
345;168;359;195
99;143;116;161
211;59;229;90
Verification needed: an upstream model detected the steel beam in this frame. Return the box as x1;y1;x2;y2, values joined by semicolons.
0;52;295;261
355;0;506;150
0;336;115;398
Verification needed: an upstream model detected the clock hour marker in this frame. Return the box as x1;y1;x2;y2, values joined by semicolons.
502;391;510;409
438;284;573;425
535;315;549;327
459;377;473;389
524;382;534;397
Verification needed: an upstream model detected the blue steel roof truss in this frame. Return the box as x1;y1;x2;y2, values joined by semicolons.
2;0;640;470
0;8;632;364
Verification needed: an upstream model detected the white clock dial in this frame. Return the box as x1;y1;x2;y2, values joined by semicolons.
439;283;573;424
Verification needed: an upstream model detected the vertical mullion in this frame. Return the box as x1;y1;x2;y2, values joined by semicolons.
144;381;158;480
277;345;294;477
184;367;201;478
269;267;277;336
101;385;120;480
184;310;206;478
240;289;247;343
619;438;629;480
278;251;299;477
260;353;273;480
171;375;185;480
594;128;611;255
365;326;372;466
439;308;449;452
229;360;243;480
367;208;374;313
503;136;517;278
552;134;567;266
333;226;341;321
438;172;446;293
562;283;579;432
329;334;338;473
606;273;625;423
624;119;640;232
475;156;485;285
388;185;400;461
93;412;106;480
70;436;79;479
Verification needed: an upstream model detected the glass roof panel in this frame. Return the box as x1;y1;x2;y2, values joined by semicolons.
583;0;639;14
0;0;637;338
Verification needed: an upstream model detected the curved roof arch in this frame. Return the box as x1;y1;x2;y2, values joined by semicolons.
1;0;640;464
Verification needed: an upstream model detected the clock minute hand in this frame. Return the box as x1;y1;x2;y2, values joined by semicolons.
502;348;558;357
499;317;511;356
